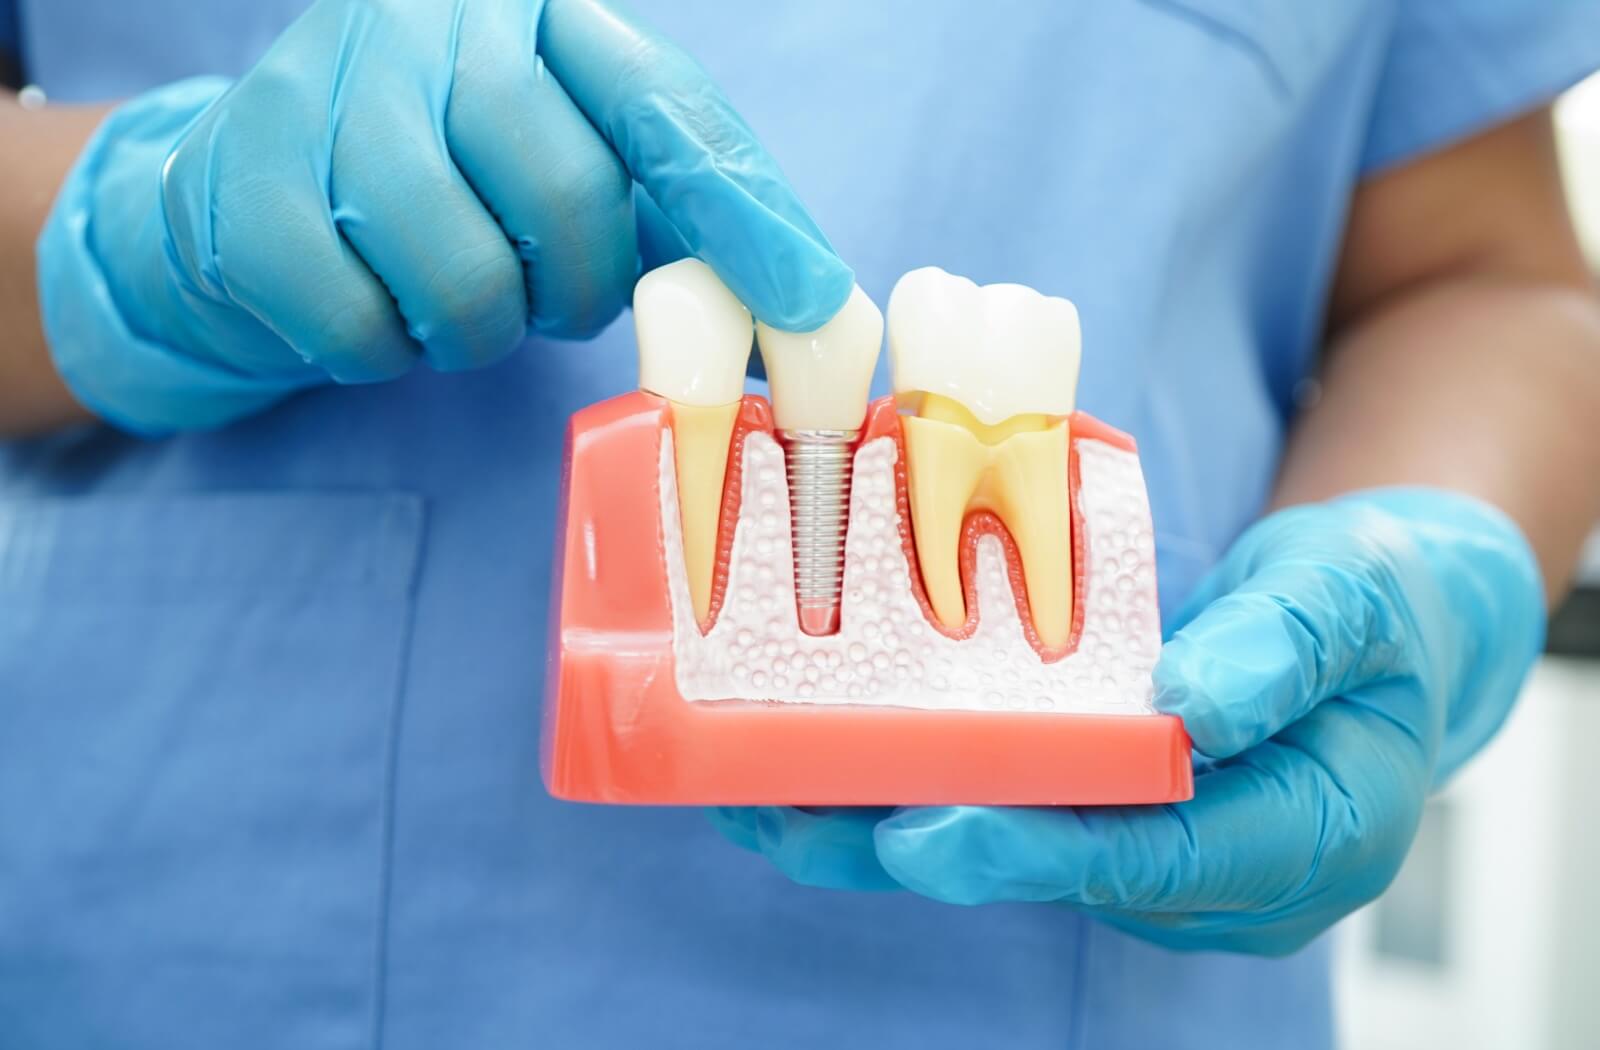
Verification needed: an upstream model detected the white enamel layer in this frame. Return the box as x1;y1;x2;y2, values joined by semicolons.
660;429;1162;714
887;266;1081;424
755;284;885;431
633;259;753;407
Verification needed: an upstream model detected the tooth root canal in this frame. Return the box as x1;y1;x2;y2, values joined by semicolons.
669;401;742;624
902;396;1074;648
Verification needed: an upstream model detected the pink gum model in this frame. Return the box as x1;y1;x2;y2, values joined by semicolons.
542;392;1193;806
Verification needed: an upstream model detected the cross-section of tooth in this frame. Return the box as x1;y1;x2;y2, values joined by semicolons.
888;268;1082;647
634;259;753;625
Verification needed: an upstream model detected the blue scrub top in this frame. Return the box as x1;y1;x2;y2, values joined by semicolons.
2;3;1597;1048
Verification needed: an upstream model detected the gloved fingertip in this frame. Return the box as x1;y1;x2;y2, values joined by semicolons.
753;805;787;850
1161;702;1264;762
872;807;1008;906
1152;641;1232;757
705;806;761;851
756;806;901;892
744;256;855;333
875;805;959;835
1152;666;1233;761
1151;597;1312;758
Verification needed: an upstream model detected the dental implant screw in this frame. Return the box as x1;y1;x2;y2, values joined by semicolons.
778;429;857;637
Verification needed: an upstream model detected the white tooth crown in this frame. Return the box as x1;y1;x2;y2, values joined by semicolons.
634;259;753;406
756;285;885;432
887;266;1081;424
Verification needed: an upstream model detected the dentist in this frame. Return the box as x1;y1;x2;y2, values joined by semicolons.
3;2;1599;1048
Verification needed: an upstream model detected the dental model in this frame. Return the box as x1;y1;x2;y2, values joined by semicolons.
542;265;1192;806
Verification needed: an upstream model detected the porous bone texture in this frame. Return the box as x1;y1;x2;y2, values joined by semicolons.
662;429;1160;714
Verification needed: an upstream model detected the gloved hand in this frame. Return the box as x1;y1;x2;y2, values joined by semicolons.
37;0;851;433
712;487;1546;954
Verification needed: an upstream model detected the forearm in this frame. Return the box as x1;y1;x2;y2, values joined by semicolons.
0;93;108;436
1273;273;1600;603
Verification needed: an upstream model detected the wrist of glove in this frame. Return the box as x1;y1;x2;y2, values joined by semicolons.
37;78;286;434
712;487;1545;955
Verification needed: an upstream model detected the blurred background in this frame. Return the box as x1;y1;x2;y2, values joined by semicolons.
1333;73;1600;1050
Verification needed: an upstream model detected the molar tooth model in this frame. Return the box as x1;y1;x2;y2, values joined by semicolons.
542;263;1193;805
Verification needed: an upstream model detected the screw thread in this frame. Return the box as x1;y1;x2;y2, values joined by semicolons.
778;429;856;636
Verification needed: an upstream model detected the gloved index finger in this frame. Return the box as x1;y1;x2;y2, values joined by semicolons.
538;0;855;331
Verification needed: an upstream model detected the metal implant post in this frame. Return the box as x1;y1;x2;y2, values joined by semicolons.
779;428;857;636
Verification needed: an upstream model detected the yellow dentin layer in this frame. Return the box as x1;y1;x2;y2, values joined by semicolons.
902;395;1073;647
668;400;742;625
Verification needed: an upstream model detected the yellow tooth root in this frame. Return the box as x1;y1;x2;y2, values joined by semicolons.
903;416;989;632
986;428;1074;648
668;400;742;625
902;397;1074;648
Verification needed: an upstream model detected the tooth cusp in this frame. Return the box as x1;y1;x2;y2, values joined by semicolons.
887;267;1081;425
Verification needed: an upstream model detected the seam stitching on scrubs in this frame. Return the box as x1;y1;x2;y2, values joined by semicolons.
1066;908;1091;1050
367;499;427;1050
1138;0;1291;98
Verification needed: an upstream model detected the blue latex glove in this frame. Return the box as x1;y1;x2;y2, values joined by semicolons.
712;487;1546;954
37;0;852;433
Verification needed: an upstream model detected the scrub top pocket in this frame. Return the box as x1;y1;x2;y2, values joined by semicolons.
0;492;423;1050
